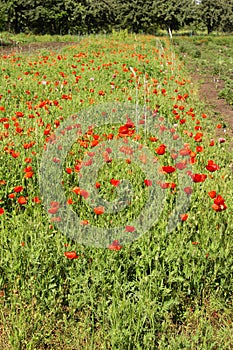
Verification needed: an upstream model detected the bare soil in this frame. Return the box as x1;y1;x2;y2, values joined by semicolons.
0;41;77;55
192;72;233;136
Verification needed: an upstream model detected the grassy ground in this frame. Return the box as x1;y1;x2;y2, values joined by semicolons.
173;35;233;105
0;33;232;349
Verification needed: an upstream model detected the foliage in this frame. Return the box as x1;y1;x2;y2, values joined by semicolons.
0;0;232;34
152;0;197;33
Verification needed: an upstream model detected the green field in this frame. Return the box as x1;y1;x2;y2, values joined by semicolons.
0;33;232;349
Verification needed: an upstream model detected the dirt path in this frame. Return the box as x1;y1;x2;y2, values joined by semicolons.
0;41;78;55
192;72;233;136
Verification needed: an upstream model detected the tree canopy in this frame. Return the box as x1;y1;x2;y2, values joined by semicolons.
0;0;232;34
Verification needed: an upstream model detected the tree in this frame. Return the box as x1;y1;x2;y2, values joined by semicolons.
219;0;233;32
85;0;116;34
152;0;196;33
114;0;154;33
197;0;224;34
28;0;69;34
0;0;31;33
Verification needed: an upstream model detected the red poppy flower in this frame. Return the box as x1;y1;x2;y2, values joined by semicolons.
24;171;34;178
209;139;215;146
95;182;101;189
64;251;79;259
191;174;207;183
214;195;225;206
180;213;188;221
11;151;20;158
48;206;59;214
80;189;89;199
0;208;4;215
155;144;166;155
108;240;123;251
179;148;190;156
94;206;104;215
18;196;27;205
149;137;158;142
162;166;176;174
24;166;33;172
169;182;176;189
72;187;81;195
125;225;135;232
205;160;220;172
194;132;203;142
110;178;121;187
212;195;227;212
118;123;135;137
15;111;24;117
208;191;216;199
66;167;72;174
196;145;204;153
48;201;60;213
32;196;41;203
175;162;186;170
14;186;23;193
144;179;152;186
80;220;89;225
159;182;170;189
120;145;134;155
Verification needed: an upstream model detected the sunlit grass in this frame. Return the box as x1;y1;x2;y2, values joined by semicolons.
0;33;232;349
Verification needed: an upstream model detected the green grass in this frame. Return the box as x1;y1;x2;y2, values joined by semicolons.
0;33;233;349
173;35;233;106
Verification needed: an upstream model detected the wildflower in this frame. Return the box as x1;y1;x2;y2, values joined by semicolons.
155;144;166;155
209;139;215;146
108;240;123;251
191;174;207;183
144;179;152;186
125;225;135;232
162;166;176;174
180;213;188;221
212;195;227;212
24;171;34;178
94;206;104;215
208;191;216;199
80;220;89;225
175;162;186;170
32;196;41;203
194;132;203;142
110;178;121;187
64;251;79;259
205;160;220;172
18;196;27;205
15;112;24;117
14;186;23;193
80;189;89;199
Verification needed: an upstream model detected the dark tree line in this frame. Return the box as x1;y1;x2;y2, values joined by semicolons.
0;0;232;35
